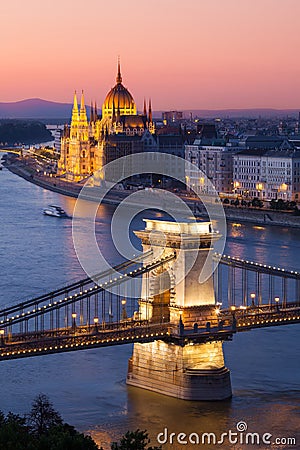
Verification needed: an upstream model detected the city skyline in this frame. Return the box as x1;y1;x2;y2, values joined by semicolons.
1;0;300;109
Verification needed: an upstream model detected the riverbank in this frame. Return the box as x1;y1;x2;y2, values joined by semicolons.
3;156;300;229
193;206;300;228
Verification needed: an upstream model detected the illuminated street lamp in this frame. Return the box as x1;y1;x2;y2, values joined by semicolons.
0;329;5;347
250;292;256;307
72;312;77;331
230;306;237;330
94;317;99;333
121;299;128;322
233;181;240;195
240;305;247;317
274;296;280;312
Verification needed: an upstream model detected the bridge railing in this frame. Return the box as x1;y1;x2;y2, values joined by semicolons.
0;322;172;361
214;253;300;310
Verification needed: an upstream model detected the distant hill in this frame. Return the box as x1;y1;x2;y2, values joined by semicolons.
0;98;299;120
0;98;72;119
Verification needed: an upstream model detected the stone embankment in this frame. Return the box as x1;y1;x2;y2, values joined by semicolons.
193;203;300;228
4;158;300;229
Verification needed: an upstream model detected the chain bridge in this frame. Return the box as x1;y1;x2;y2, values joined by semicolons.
0;219;299;400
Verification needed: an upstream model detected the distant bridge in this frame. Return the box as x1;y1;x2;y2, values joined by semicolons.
0;148;22;156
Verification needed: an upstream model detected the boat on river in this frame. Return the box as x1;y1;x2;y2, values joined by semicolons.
43;205;67;217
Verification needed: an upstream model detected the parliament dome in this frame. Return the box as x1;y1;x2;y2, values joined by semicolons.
102;62;137;118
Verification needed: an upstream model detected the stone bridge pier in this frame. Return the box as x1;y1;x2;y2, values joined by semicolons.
127;219;232;401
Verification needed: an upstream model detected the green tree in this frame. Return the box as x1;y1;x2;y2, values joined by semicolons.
36;424;100;450
251;197;263;208
0;400;101;450
287;201;296;210
111;429;161;450
277;199;286;210
0;411;34;450
28;394;63;436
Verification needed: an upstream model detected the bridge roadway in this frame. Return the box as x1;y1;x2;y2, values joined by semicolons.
220;301;300;331
1;303;300;361
1;249;300;361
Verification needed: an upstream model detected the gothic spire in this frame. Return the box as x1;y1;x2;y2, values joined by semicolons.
73;90;78;111
90;101;94;123
148;98;153;123
71;91;79;124
80;90;85;111
79;90;88;128
143;98;147;116
116;56;122;84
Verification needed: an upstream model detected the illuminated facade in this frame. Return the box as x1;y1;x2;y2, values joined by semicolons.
127;219;232;401
58;61;155;181
185;139;239;194
233;148;300;201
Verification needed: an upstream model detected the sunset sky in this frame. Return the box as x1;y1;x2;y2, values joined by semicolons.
1;0;300;110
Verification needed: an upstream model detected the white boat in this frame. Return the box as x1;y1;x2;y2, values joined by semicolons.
43;205;67;217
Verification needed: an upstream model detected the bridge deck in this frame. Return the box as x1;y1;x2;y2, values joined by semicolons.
1;304;300;361
0;252;300;361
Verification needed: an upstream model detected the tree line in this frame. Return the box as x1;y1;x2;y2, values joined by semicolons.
0;394;161;450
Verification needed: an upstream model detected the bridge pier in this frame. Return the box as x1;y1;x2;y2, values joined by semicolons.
127;219;232;401
127;340;231;401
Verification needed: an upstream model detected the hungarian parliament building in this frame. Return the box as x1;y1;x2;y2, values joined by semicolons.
58;61;155;182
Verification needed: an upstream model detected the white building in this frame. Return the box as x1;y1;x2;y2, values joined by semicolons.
233;147;300;202
185;139;239;194
54;127;64;155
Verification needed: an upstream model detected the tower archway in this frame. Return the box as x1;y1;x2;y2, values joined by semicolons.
150;268;171;323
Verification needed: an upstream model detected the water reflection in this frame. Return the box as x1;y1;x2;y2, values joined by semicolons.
90;384;300;450
0;169;300;449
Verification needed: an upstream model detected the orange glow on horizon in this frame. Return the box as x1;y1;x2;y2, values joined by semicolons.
1;0;300;110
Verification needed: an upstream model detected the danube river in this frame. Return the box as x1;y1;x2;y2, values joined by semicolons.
0;167;299;449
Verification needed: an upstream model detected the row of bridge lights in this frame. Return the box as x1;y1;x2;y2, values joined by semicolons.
0;281;130;325
0;331;169;359
229;294;281;311
0;254;172;326
71;313;100;330
216;293;281;314
0;299;129;341
71;299;128;330
217;253;300;275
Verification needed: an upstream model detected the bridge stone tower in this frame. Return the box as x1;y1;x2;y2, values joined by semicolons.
127;219;232;400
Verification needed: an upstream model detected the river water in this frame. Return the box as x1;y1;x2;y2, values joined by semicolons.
0;167;299;449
